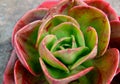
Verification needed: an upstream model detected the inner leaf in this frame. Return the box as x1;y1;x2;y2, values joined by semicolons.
84;27;98;51
71;35;77;48
50;37;72;52
39;35;69;73
50;22;85;47
70;27;98;70
60;44;71;49
36;14;80;47
53;47;89;65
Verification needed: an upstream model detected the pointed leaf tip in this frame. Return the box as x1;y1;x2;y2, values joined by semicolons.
14;21;42;76
12;8;48;45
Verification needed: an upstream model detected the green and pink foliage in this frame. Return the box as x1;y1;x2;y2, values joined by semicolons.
3;0;120;84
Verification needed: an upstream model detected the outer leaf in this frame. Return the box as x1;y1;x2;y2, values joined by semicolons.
110;20;120;74
110;20;120;50
53;0;87;15
38;0;83;15
39;57;94;84
85;0;119;21
69;5;110;56
14;60;48;84
12;8;48;45
38;0;59;9
3;50;17;84
93;48;119;84
14;20;42;76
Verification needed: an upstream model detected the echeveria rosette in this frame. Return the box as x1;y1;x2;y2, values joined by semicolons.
3;0;120;84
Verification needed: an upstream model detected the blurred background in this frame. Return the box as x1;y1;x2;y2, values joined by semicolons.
0;0;120;82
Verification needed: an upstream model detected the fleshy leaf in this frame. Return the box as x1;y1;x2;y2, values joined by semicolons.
110;20;120;50
69;5;110;56
36;14;80;47
92;48;119;84
39;57;94;84
14;20;42;75
84;27;98;50
110;20;120;74
14;60;48;84
5;0;120;84
50;37;71;52
3;50;17;84
38;0;59;9
12;8;48;45
70;27;98;70
53;47;89;65
38;0;86;15
56;0;87;15
71;35;77;48
39;35;69;73
51;22;85;47
85;0;119;21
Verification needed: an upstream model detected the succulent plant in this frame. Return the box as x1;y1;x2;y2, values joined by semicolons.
3;0;120;84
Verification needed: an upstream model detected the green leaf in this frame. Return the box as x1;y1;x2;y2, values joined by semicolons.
71;35;77;48
39;57;93;84
84;27;98;50
53;47;89;65
69;6;110;56
38;35;69;73
51;22;85;47
70;27;98;70
78;75;90;84
45;63;69;79
50;37;71;52
36;14;80;47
